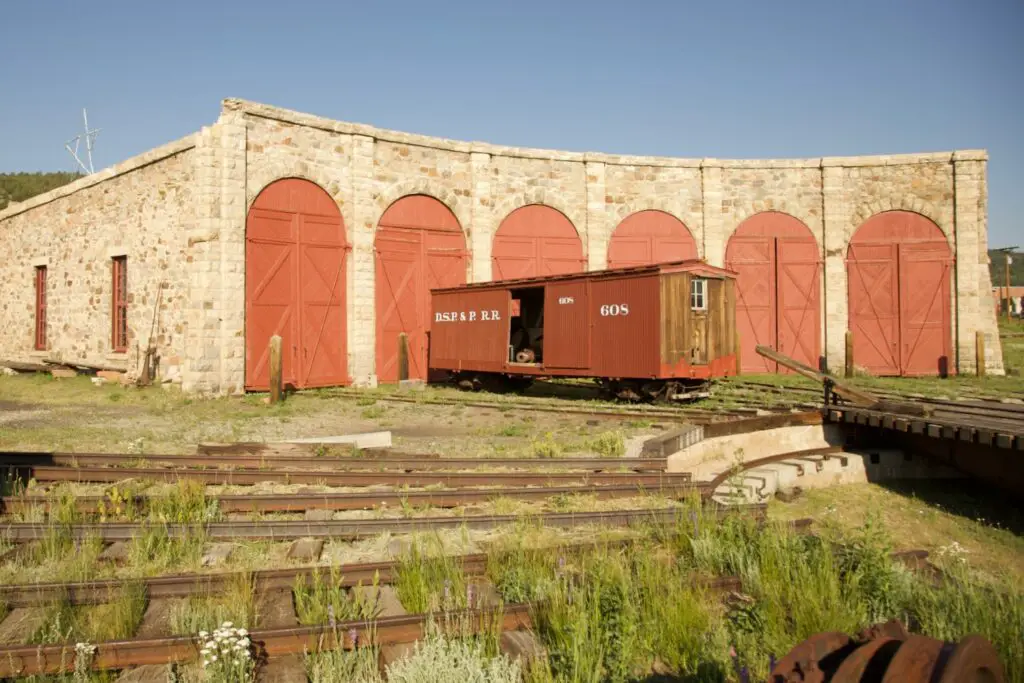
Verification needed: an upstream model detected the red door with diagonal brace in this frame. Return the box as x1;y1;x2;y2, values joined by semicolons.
725;212;821;373
246;179;348;390
375;195;467;383
492;205;584;280
847;211;952;376
607;210;698;269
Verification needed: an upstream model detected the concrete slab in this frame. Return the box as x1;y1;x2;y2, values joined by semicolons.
280;431;392;449
286;538;324;562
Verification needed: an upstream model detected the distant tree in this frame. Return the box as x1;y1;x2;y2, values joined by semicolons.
988;249;1024;287
0;172;83;210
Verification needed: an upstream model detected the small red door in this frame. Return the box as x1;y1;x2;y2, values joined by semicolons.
607;210;697;268
246;179;348;391
724;212;821;374
375;195;467;383
492;205;584;280
543;281;590;368
847;211;952;377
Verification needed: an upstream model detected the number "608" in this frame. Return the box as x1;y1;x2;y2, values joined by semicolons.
599;303;630;317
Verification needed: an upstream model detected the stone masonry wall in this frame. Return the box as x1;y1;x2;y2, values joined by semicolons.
0;98;1003;393
0;137;197;382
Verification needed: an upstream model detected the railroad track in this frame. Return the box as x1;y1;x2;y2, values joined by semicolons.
9;464;693;487
0;481;703;515
1;504;763;543
0;450;669;472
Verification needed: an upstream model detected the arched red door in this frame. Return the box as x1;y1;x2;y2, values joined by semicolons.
607;210;697;268
725;212;821;373
245;178;348;390
847;211;952;376
376;195;467;383
492;205;584;280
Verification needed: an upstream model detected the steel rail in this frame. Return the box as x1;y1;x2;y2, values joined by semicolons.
0;481;705;516
0;451;669;472
0;526;773;608
326;389;759;422
16;465;693;488
1;504;766;543
0;603;533;677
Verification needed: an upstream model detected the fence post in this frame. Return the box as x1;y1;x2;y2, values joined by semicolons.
976;330;986;377
734;333;742;376
844;331;854;379
398;333;409;382
269;335;282;404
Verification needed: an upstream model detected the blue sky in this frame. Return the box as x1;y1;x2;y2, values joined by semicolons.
1;0;1020;247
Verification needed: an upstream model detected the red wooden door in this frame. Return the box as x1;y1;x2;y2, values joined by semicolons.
847;211;952;377
492;205;584;280
726;236;776;372
246;178;348;391
724;212;821;374
607;210;697;268
375;196;467;383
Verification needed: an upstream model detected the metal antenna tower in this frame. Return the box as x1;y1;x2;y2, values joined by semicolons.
65;108;101;174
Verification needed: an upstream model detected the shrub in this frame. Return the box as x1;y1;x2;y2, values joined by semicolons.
385;633;521;683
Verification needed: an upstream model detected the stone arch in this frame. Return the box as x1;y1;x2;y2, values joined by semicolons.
724;211;822;374
492;204;585;280
491;189;586;241
849;196;951;246
607;210;698;268
724;201;820;246
372;180;471;240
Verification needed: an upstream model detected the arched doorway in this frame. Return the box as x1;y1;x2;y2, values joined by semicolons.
245;178;348;390
492;204;584;280
724;211;821;373
847;211;952;376
607;210;697;268
375;195;467;383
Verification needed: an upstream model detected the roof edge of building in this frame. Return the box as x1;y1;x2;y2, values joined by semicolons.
0;132;199;222
221;97;986;169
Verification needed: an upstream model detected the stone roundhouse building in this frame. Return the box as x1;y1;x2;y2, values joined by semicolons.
0;99;1004;393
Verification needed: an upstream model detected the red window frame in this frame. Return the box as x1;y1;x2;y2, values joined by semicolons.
112;256;128;352
34;266;47;351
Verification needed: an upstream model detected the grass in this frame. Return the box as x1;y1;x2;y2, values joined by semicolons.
293;565;378;625
28;582;145;645
305;646;382;683
586;430;625;457
168;571;257;635
396;539;469;614
126;523;208;575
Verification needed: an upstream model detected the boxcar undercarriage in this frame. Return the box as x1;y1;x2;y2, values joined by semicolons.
446;371;711;403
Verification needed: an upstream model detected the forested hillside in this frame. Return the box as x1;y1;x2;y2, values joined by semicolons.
0;172;82;211
989;249;1024;287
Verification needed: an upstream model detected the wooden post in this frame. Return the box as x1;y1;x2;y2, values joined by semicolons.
1005;254;1013;321
733;333;742;376
976;330;986;377
398;333;409;382
269;335;282;404
844;331;854;379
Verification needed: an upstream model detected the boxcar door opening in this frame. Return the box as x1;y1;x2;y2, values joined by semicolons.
509;287;545;364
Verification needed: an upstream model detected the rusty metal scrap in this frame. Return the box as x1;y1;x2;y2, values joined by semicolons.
768;619;1005;682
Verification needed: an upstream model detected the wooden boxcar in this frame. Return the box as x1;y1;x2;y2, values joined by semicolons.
429;260;738;400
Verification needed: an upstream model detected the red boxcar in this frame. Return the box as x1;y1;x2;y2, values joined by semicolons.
429;260;738;400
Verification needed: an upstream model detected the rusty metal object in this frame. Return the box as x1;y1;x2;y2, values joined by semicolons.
1;481;701;516
769;620;1006;682
706;446;844;496
0;450;669;472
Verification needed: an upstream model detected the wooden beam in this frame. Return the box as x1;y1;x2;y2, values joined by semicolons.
753;345;879;406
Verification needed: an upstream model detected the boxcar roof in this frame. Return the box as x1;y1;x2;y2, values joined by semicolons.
431;259;737;293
